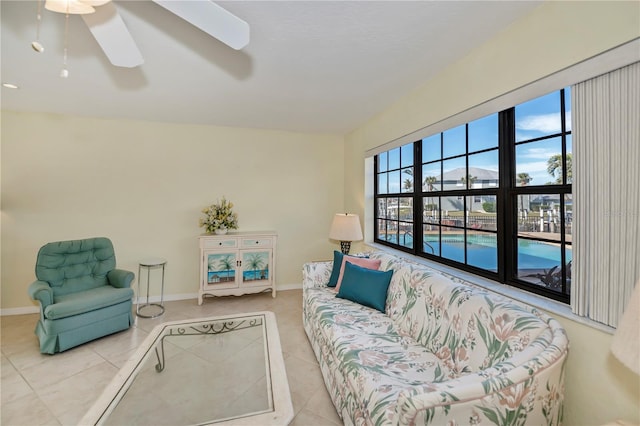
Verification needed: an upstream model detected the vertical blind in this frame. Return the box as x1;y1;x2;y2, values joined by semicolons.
572;61;640;327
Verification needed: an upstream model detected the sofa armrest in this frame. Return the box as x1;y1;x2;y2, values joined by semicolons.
108;269;135;288
28;280;53;309
302;261;333;289
394;319;569;425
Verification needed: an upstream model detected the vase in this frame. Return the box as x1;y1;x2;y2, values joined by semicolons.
215;228;228;235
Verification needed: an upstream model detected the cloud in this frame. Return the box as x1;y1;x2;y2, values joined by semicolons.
517;147;561;160
517;113;561;133
516;161;549;173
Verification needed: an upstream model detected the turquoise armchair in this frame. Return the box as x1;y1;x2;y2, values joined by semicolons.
28;237;135;354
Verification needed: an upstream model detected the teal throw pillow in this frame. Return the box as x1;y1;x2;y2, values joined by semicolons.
336;261;393;312
327;250;371;287
327;251;344;287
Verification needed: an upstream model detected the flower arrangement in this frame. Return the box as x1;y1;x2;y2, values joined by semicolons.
199;197;239;234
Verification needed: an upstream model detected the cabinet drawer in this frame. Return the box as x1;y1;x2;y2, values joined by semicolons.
202;238;238;249
242;238;272;248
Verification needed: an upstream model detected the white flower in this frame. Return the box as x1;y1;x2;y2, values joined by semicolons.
198;196;239;233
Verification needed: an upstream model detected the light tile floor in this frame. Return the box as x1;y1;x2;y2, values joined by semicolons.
1;289;342;426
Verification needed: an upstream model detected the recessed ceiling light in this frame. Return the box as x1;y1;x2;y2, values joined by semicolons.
2;83;19;89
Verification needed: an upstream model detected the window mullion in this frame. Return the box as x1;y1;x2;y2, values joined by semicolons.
413;141;422;254
498;108;515;284
559;88;568;295
464;123;469;265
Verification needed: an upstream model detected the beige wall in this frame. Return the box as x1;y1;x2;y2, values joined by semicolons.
1;111;344;310
552;313;640;424
344;1;639;425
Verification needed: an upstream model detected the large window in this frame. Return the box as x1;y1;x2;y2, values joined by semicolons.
374;88;572;302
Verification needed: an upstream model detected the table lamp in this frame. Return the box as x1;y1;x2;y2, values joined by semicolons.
329;213;363;254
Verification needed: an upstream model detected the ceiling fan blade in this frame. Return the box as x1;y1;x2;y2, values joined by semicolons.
81;2;144;68
152;0;249;50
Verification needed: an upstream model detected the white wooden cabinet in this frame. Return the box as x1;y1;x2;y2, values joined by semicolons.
198;231;277;305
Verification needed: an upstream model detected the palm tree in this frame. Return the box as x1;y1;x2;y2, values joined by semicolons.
423;175;437;191
217;255;235;281
402;169;414;192
517;173;532;221
245;253;266;280
461;174;477;188
547;153;572;184
517;172;532;186
403;178;413;191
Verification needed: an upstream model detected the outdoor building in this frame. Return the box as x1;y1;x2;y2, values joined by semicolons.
437;166;498;212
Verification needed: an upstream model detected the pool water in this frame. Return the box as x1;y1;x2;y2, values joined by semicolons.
386;234;571;272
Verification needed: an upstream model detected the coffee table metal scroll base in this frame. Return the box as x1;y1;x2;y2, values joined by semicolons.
154;317;263;372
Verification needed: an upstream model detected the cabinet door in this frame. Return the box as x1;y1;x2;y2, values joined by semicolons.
204;250;239;289
240;250;272;287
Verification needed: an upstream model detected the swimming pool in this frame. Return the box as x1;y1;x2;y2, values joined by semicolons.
384;233;571;272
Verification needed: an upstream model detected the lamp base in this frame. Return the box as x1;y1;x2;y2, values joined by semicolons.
340;241;351;255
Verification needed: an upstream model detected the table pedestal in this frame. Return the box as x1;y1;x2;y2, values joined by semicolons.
136;257;167;318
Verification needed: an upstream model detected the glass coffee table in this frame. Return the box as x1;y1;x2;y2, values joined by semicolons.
81;311;293;425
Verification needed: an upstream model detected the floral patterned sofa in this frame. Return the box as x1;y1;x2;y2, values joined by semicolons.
302;251;569;425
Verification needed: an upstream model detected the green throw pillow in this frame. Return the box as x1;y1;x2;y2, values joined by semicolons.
327;250;345;287
336;261;393;312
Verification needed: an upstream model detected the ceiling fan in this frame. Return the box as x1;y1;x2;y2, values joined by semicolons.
40;0;250;68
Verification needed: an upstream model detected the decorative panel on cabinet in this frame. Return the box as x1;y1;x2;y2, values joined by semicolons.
198;231;277;305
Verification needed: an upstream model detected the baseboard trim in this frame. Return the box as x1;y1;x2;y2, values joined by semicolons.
0;306;40;316
135;293;198;304
278;283;303;291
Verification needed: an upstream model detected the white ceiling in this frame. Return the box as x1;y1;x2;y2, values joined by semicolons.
1;1;541;134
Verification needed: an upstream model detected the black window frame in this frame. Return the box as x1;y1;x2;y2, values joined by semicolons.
374;88;572;303
375;145;416;250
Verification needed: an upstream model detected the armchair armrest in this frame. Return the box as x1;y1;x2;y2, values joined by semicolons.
108;269;135;288
28;280;53;310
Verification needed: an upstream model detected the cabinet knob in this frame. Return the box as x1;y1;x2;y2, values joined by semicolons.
219;242;222;246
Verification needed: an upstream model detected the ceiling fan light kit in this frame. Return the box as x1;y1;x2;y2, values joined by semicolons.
44;0;98;15
31;41;45;53
31;0;45;53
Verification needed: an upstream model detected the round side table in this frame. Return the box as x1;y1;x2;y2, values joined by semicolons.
136;257;167;318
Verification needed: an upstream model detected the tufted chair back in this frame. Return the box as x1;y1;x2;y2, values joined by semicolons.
35;237;117;297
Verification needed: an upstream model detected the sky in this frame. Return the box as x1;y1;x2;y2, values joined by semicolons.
379;87;571;193
514;88;572;185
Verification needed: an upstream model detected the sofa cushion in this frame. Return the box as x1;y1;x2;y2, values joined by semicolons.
386;261;551;371
336;262;393;312
334;256;382;293
305;286;454;424
45;285;134;320
368;251;406;274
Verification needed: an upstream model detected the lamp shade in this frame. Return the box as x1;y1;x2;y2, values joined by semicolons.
329;213;363;242
611;279;640;375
